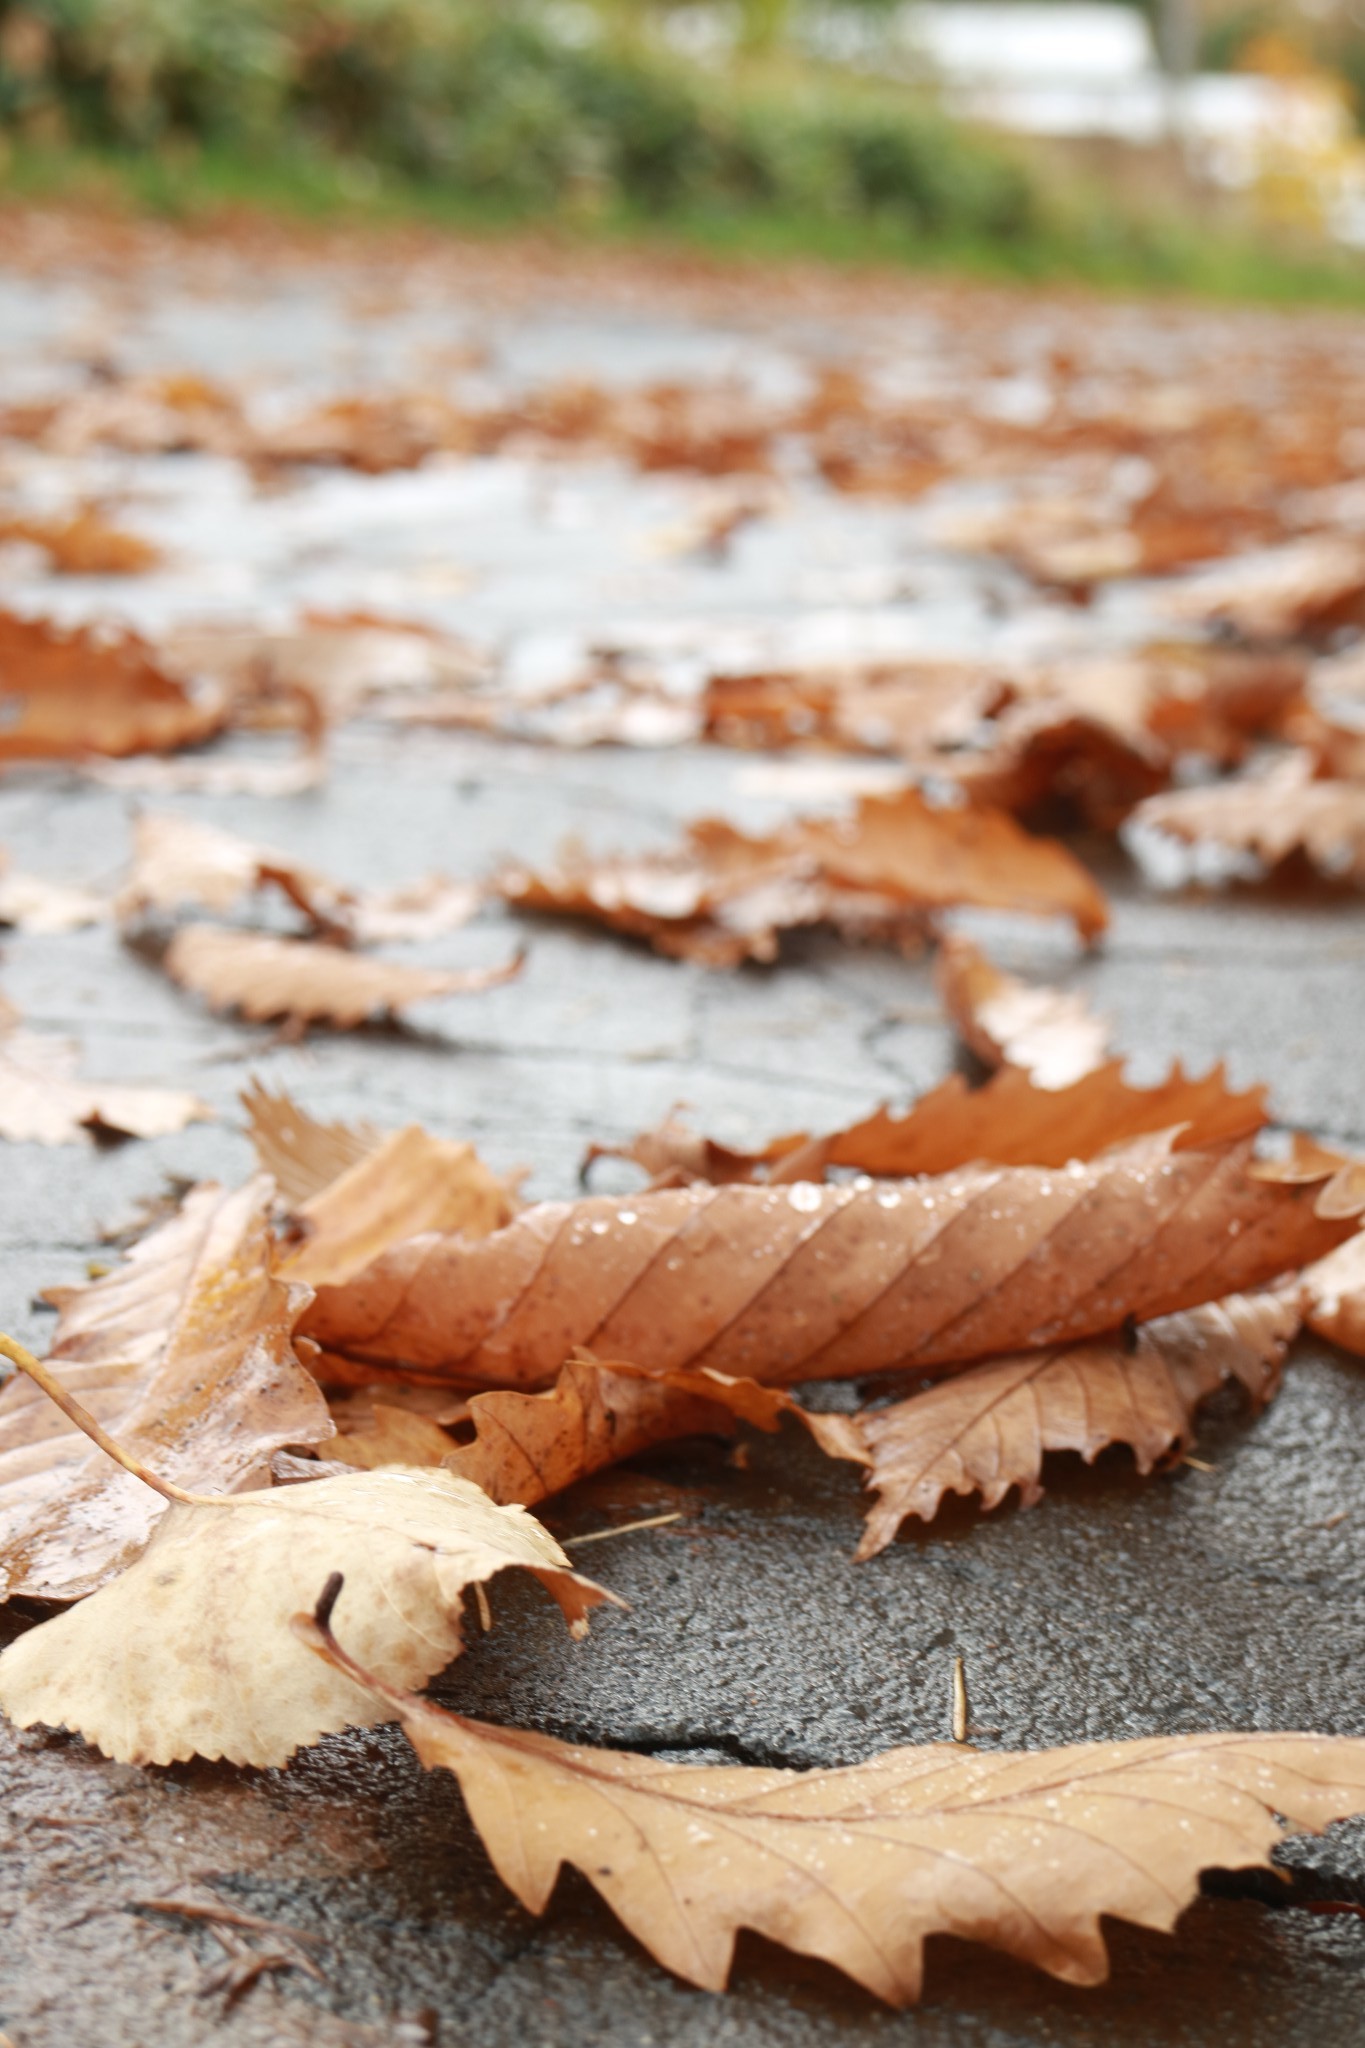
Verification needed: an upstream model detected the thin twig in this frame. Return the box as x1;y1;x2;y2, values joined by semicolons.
473;1581;492;1632
134;1898;323;1948
0;1332;214;1507
951;1656;969;1745
564;1511;684;1548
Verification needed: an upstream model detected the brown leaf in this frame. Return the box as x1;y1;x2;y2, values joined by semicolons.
0;1467;608;1766
943;647;1305;829
1163;536;1365;641
159;612;491;724
946;701;1168;830
119;812;478;944
593;1059;1268;1188
301;1611;1365;2007
336;1354;866;1503
0;508;160;575
0;1028;211;1145
0;1178;331;1601
853;1288;1299;1557
162;924;524;1029
500;789;1107;962
935;934;1110;1087
117;811;337;927
0;611;227;762
243;1080;380;1207
1130;752;1365;888
1301;1232;1365;1357
701;659;1003;758
299;1134;1358;1388
282;1122;522;1288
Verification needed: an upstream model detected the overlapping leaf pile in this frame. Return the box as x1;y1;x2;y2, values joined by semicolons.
6;256;1365;2016
3;935;1365;2005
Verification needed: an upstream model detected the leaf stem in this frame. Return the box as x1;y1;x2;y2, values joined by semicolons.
0;1331;215;1507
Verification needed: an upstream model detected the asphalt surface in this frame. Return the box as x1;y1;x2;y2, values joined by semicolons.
0;224;1362;2047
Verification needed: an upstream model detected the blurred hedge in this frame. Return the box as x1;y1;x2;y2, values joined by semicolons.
0;0;1037;241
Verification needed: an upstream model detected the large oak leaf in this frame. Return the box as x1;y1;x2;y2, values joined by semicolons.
0;1178;330;1600
853;1288;1299;1558
300;1135;1358;1388
299;1610;1365;2007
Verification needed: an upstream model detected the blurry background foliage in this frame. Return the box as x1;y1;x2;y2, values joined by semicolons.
0;0;1363;299
0;0;1031;239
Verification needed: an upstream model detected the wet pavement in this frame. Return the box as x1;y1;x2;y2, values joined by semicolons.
0;221;1362;2046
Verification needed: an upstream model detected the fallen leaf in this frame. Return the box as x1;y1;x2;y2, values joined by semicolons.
117;811;339;928
0;860;106;934
1163;536;1365;641
299;1133;1359;1388
344;875;480;946
0;611;227;762
935;934;1110;1088
1129;752;1365;888
0;1177;330;1600
282;1122;522;1287
702;659;1002;758
1301;1232;1365;1357
0;1465;608;1766
853;1288;1299;1557
591;1060;1268;1187
243;1080;380;1206
162;924;524;1029
500;789;1107;963
0;508;160;575
328;1353;865;1502
945;701;1168;830
119;812;478;944
300;1602;1365;2006
159;613;491;724
0;1028;211;1145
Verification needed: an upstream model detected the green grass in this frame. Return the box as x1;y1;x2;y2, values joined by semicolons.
5;134;1365;312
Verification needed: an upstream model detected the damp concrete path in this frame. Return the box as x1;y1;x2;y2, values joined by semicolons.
0;224;1362;2047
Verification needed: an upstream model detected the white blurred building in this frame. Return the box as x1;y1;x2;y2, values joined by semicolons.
876;3;1365;245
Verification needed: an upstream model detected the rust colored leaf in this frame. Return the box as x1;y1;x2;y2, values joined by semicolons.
0;612;227;762
1301;1232;1365;1357
592;1060;1268;1188
702;659;1003;758
300;1134;1359;1389
935;934;1110;1088
1130;752;1365;888
0;508;160;575
0;1028;212;1145
0;1466;608;1767
500;789;1107;962
327;1354;865;1503
162;924;524;1029
302;1613;1365;2009
0;1178;331;1601
854;1288;1299;1557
